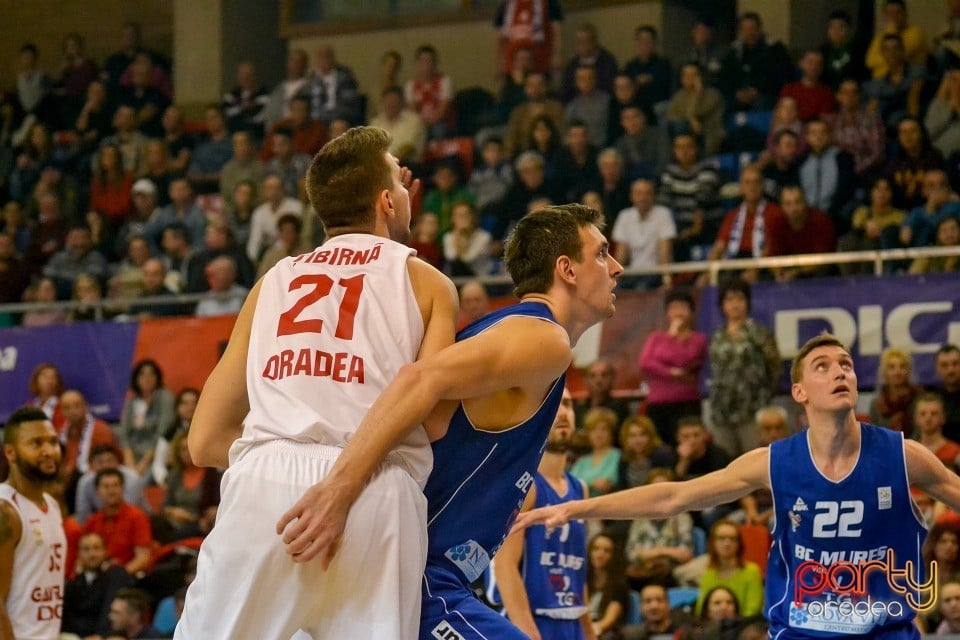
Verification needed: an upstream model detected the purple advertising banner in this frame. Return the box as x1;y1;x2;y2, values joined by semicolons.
0;322;139;423
698;273;960;390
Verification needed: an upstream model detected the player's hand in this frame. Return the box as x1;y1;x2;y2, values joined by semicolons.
275;480;355;568
511;503;571;534
400;166;421;200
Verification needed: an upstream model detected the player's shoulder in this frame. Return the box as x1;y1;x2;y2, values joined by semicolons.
406;256;458;302
0;499;22;546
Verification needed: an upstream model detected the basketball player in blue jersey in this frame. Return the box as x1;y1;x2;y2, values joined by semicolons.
276;203;622;639
517;333;960;639
494;386;596;640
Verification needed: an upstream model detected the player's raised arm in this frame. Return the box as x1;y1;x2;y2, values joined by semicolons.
187;279;261;468
514;447;769;531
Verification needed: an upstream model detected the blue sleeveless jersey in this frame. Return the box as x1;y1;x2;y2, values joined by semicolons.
424;301;567;586
522;471;588;620
765;424;929;639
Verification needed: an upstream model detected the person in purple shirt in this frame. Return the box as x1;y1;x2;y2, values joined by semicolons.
638;288;707;446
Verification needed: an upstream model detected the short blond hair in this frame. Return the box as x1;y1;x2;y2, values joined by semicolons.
790;334;847;383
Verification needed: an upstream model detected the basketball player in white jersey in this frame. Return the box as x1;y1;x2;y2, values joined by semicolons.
0;407;66;640
175;126;458;639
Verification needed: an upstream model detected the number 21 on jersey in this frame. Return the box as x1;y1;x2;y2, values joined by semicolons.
277;274;365;339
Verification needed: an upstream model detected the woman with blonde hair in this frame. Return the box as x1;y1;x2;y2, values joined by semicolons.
67;273;103;323
869;347;924;436
616;415;675;490
571;407;622;497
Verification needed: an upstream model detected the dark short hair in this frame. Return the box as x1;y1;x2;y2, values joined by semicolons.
774;129;799;146
381;85;404;100
272;126;294;140
635;25;658;40
95;467;124;488
938;344;960;358
113;588;149;618
882;34;905;48
664;287;695;312
739;12;762;26
677;415;704;431
913;391;946;417
827;10;852;25
505;204;605;298
162;222;190;243
276;213;303;233
718;278;751;312
89;444;120;463
20;43;38;57
4;407;50;445
415;44;437;60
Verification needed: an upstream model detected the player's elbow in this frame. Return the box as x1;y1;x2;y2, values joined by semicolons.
187;428;216;468
394;361;448;404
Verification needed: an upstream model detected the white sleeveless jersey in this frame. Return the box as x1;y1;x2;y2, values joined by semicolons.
0;484;65;640
235;233;431;485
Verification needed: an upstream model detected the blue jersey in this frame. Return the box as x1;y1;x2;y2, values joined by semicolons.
523;471;588;620
765;424;928;639
424;301;566;586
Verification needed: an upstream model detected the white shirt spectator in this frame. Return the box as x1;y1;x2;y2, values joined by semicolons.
247;197;304;261
611;204;677;269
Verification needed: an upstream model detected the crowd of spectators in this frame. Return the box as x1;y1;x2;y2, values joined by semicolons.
5;2;960;637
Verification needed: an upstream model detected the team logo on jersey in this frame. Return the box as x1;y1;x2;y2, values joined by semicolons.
878;486;892;510
444;540;491;583
28;518;44;545
789;510;802;532
431;621;466;640
792;497;809;512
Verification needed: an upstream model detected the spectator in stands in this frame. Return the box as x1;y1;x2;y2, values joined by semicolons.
565;67;610;148
779;50;837;122
90;144;133;226
62;532;133;638
1;201;31;256
498;46;534;121
187;105;232;194
222;60;269;137
150;386;199;487
75;444;144;524
55;33;99;126
523;114;561;178
59;389;117;480
159;223;194;292
26;363;64;430
737;406;789;529
129;258;183;318
761;130;802;201
612;178;675;289
678;586;763;640
256;213;309;278
24;192;67;269
923;523;960;584
586;531;630;637
910;216;960;273
658;134;721;261
493;0;563;79
639;288;707;446
9;122;56;203
0;231;30;304
763;97;806;162
622;583;692;640
936;344;960;442
767;185;836;280
262;48;310;130
14;43;52;124
458;281;490;329
936;0;960;71
865;34;926;132
308;44;362;126
73;80;112;156
263;129;311;199
195;256;248;317
43;225;107;298
219;131;264;210
575;359;631;427
493;150;557;244
84;469;153;575
561;23;618;103
442;201;492;277
262;95;326;162
685;17;725;89
615;105;662;179
100;105;148;176
106;588;160;639
871;347;924;437
185;222;255;292
161;105;194;176
155;430;220;543
606;72;644;144
139;140;173;209
866;0;929;78
118;358;174;478
370;86;427;166
799;118;856;230
926;70;960;158
379;50;403;96
121;53;168;137
705;164;778;278
224;179;257;250
616;416;675;490
694;520;764;618
110;235;152;299
820;10;868;89
555;120;600;202
901;169;960;247
592;148;630;226
27;161;81;225
667;62;726;157
67;273;107;323
468;136;512;215
707;278;781;456
936;581;960;634
423;161;474;235
718;12;792;111
406;45;453;140
824;79;886;179
914;392;960;473
146;177;206;250
624;25;672;116
624;467;694;588
102;21;165;87
504;71;564;158
409;211;442;270
838;177;905;274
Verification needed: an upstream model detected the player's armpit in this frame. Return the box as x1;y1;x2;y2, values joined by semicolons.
906;439;960;511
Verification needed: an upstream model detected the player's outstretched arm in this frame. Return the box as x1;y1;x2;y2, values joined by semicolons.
0;502;22;640
514;448;769;532
187;279;261;468
906;439;960;511
493;488;542;640
277;315;572;566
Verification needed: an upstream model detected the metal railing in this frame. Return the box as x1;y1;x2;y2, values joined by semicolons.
2;246;959;319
